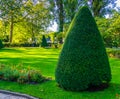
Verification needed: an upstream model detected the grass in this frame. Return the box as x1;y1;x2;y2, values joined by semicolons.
0;47;120;99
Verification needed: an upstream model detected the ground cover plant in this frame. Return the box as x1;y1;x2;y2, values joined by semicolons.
0;48;120;99
55;6;111;91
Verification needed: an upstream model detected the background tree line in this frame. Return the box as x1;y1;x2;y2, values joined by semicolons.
0;0;120;47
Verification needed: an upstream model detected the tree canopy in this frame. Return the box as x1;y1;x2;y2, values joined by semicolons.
0;0;119;47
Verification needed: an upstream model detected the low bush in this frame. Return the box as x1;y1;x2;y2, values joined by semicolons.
0;40;4;49
28;70;45;83
107;48;120;58
3;67;19;81
0;64;49;84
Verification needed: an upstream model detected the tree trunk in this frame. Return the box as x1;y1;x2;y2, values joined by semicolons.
32;24;35;42
31;19;35;47
92;0;103;17
9;16;14;43
31;19;35;42
56;0;64;32
59;0;64;32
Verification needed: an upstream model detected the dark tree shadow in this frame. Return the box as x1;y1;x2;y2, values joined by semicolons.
87;83;109;92
0;48;25;53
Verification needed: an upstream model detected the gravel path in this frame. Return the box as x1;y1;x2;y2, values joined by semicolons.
0;90;39;99
0;93;27;99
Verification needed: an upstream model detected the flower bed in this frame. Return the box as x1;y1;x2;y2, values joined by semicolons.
0;64;50;84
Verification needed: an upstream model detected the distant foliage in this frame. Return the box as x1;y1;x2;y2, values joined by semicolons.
107;48;120;58
107;13;120;47
0;39;4;49
96;16;120;48
55;6;111;91
41;35;48;47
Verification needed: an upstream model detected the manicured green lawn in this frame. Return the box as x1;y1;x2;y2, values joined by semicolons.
0;48;120;99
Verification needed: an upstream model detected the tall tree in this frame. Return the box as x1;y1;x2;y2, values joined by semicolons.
0;0;52;43
89;0;117;17
58;0;64;32
0;0;25;43
50;0;64;32
25;0;52;42
50;0;117;33
63;0;86;22
49;0;86;32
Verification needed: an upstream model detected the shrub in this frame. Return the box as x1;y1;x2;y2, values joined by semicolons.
3;67;19;81
28;70;45;83
17;72;29;84
0;64;47;84
0;39;4;49
0;64;5;79
55;6;111;91
41;35;48;47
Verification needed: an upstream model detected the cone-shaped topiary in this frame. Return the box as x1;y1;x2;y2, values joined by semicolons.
0;39;4;49
41;35;48;47
55;6;111;91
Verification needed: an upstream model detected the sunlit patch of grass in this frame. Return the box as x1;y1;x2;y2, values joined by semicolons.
109;58;120;84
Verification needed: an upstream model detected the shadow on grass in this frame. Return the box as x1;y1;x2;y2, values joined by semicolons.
0;57;58;64
0;48;25;53
86;83;109;92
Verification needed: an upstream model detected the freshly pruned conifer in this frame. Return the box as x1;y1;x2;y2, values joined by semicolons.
55;6;111;91
0;39;4;49
41;35;48;47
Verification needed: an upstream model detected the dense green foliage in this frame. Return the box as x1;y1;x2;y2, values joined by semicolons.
95;12;120;48
41;35;48;47
0;0;52;43
107;13;120;47
0;39;3;49
55;6;111;91
95;17;112;47
89;0;117;17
